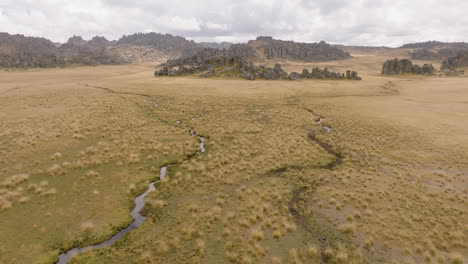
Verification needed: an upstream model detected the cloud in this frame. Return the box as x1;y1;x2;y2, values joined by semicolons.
0;0;466;46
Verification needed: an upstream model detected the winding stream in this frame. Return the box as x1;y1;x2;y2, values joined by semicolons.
56;130;206;264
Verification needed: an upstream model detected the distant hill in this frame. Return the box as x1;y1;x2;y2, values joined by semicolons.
401;41;468;61
198;42;232;50
400;41;468;49
161;37;351;69
0;32;201;67
1;33;351;68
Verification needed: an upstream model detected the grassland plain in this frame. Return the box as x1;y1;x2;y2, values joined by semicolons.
0;50;467;264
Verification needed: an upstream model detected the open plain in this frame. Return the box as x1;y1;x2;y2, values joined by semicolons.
1;49;467;264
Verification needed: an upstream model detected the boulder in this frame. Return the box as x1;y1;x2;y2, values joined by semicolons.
263;67;277;80
301;69;311;78
289;72;301;80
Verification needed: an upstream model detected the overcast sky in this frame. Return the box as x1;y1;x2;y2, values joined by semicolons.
0;0;466;47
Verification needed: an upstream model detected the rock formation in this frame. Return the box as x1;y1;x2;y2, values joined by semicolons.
156;55;362;81
155;55;248;77
0;33;64;68
0;52;65;68
440;51;467;76
117;32;199;57
441;51;468;71
250;37;351;62
159;45;256;70
382;59;434;75
57;36;128;65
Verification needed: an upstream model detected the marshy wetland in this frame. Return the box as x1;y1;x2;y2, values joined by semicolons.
0;50;467;264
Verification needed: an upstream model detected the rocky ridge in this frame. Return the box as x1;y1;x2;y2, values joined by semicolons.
410;47;468;61
1;33;353;68
251;36;351;61
0;33;65;68
401;41;468;49
0;32;202;68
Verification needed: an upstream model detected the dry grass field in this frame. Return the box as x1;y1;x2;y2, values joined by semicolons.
0;50;466;264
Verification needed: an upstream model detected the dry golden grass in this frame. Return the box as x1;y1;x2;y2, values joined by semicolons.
0;51;467;264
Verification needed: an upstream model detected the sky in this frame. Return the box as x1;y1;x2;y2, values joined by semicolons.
0;0;467;47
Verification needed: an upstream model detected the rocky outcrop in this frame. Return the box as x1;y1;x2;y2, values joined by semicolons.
155;55;248;77
0;33;63;68
441;51;468;71
156;56;362;81
382;59;434;75
410;47;468;61
258;64;289;80
0;52;65;68
58;36;128;65
300;67;361;80
250;37;351;62
160;45;256;69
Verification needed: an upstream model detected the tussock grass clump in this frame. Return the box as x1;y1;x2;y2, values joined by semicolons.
80;220;96;231
0;198;13;210
51;152;62;160
449;253;464;264
85;170;99;178
47;164;64;175
1;174;29;188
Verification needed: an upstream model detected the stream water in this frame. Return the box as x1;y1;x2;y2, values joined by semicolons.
56;130;206;264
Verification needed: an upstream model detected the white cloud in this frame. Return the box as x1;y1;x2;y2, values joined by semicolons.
0;0;466;46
